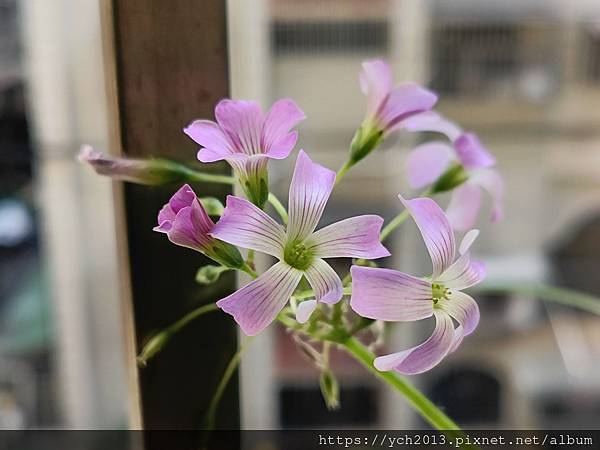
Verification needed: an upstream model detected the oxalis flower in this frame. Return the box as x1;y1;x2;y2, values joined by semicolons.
350;195;484;375
154;184;244;269
184;98;305;208
403;111;504;231
349;60;438;166
211;151;390;336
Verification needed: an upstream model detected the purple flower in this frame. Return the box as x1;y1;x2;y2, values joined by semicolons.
403;112;504;231
184;99;305;208
78;145;185;185
349;60;438;165
211;151;390;335
154;184;244;268
350;196;484;375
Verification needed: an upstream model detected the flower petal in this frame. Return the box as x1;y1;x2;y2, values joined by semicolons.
217;262;302;335
163;201;214;252
184;120;234;163
438;253;486;290
296;300;317;324
373;310;454;374
470;168;504;223
438;291;480;336
446;183;482;232
287;150;336;242
448;326;465;354
399;196;455;278
303;258;343;304
380;84;438;134
350;266;433;322
454;133;495;170
262;98;305;155
459;229;480;255
211;195;286;258
267;131;299;160
359;60;393;120
215;99;264;155
405;141;455;190
309;215;390;259
402;111;463;141
154;184;198;232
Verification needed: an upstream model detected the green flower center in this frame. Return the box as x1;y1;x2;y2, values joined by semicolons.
283;240;315;271
432;283;450;305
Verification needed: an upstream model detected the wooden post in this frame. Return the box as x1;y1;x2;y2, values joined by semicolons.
100;0;240;434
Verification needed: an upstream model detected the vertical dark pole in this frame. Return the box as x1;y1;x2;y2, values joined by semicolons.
101;0;240;438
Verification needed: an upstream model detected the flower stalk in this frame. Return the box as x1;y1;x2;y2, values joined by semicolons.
341;337;478;450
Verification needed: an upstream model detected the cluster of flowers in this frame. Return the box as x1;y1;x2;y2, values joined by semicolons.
82;60;502;375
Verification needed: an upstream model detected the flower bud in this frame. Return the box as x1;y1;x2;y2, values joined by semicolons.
199;197;225;216
319;369;340;410
195;265;231;285
137;330;173;367
78;145;189;185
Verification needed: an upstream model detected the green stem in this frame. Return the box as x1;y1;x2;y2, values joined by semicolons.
268;192;289;224
334;160;353;186
180;167;236;185
137;303;219;367
341;337;477;450
474;283;600;316
380;209;410;242
202;337;254;430
379;188;433;242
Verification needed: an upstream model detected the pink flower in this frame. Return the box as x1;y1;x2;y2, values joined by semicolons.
154;184;244;269
351;196;483;375
184;99;305;208
211;151;390;335
350;60;438;165
404;112;504;231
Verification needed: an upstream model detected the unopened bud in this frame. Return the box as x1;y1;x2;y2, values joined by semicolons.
79;145;188;185
195;265;230;285
319;369;340;410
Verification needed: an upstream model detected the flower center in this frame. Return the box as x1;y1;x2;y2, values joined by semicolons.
283;240;315;271
432;283;450;305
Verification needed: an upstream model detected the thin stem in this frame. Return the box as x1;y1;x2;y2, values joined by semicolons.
180;167;236;185
268;192;288;225
334;160;353;186
379;209;410;242
137;303;219;367
474;283;600;316
379;188;433;242
341;337;477;450
202;337;255;430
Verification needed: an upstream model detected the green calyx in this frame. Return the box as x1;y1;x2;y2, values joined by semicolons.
431;163;469;194
283;240;315;271
205;241;245;270
432;283;450;305
349;124;384;166
241;170;269;209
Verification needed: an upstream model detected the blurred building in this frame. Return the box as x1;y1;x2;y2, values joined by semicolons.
233;0;600;430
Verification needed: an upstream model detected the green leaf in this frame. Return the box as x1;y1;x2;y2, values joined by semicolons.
195;265;231;285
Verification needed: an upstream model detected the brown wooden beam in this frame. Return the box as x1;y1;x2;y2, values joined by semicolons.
101;0;240;435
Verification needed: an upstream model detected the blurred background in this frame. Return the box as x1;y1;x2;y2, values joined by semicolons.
1;0;600;431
